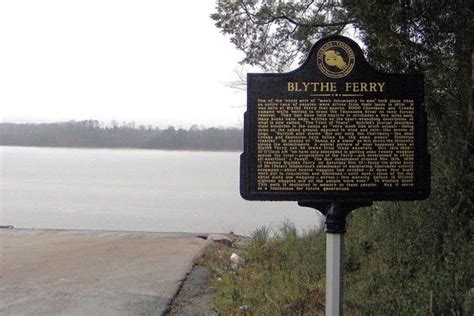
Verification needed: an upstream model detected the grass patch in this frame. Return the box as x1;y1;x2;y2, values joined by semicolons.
199;207;472;315
198;222;327;315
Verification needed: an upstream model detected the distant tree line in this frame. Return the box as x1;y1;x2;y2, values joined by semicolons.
0;120;242;151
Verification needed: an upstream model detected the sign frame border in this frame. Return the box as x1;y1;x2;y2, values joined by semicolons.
240;35;431;202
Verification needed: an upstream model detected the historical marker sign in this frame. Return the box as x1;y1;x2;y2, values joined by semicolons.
241;35;430;201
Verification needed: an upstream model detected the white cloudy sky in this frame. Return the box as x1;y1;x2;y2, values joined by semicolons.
0;0;251;128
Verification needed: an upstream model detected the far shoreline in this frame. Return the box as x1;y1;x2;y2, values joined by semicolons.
0;144;242;153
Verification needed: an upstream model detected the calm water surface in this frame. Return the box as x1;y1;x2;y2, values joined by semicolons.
0;146;322;235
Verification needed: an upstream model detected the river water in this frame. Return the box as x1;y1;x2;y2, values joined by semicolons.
0;146;322;235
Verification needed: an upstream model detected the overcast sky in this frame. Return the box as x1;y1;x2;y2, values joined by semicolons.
0;0;250;128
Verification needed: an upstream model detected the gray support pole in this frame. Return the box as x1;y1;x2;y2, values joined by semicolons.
298;200;371;316
326;232;344;316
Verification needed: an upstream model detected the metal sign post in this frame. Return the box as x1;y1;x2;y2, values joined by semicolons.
240;35;430;315
299;201;372;315
326;232;343;315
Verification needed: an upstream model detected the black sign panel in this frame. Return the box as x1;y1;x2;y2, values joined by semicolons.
241;35;430;201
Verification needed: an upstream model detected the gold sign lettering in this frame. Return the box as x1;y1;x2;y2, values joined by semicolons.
288;81;386;93
345;82;385;92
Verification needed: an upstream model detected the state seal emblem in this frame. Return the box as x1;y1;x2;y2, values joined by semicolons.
317;40;355;78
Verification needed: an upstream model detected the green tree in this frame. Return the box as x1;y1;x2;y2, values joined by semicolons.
212;0;473;313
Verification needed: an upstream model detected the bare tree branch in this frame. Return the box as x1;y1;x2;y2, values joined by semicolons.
239;0;355;28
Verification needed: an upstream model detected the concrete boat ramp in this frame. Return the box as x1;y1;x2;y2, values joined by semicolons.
0;228;210;315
